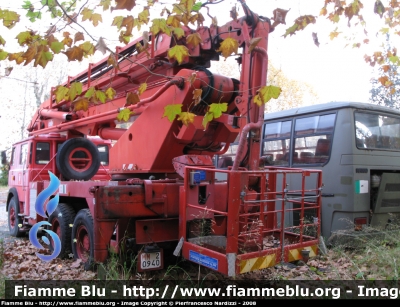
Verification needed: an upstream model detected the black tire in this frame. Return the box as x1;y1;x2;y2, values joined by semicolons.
71;209;95;270
56;138;100;180
48;203;76;259
8;197;24;237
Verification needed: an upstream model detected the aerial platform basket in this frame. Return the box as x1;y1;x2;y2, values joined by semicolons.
179;166;323;276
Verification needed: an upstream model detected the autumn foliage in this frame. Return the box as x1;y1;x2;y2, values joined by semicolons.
1;0;400;123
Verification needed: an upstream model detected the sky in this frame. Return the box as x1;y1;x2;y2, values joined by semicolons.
239;0;384;104
0;0;393;152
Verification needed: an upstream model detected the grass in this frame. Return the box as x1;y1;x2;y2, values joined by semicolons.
326;225;400;280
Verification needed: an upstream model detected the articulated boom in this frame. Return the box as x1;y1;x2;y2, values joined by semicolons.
6;2;322;277
27;3;269;175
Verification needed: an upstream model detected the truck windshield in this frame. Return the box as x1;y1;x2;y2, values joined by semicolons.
355;111;400;150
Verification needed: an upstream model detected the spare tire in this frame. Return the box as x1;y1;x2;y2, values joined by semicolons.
56;138;100;180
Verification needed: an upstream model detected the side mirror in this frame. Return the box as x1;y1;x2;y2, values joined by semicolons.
1;151;7;165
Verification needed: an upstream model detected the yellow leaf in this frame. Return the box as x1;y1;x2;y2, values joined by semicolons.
138;83;147;95
90;13;102;27
138;8;150;24
79;41;95;57
8;52;24;64
112;16;124;29
150;18;171;35
81;8;92;22
126;92;140;105
186;32;202;47
98;0;111;11
178;112;195;126
248;37;262;53
254;94;263;107
105;87;116;100
167;45;189;64
163;104;182;122
256;85;281;104
73;97;89;111
217;37;239;59
54;86;69;103
167;15;181;28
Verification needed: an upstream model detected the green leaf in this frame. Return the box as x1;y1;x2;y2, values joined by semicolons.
389;56;400;65
112;16;124;30
68;82;83;101
163;104;182;122
0;49;8;61
173;27;185;39
50;41;64;54
117;108;132;121
22;1;32;10
95;90;106;103
209;102;228;119
16;31;32;46
0;10;20;29
192;2;202;11
202;112;214;130
84;86;95;99
0;36;5;46
26;11;41;22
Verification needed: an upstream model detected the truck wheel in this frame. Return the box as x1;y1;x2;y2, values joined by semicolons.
56;138;100;180
48;203;76;259
71;209;94;270
8;197;24;237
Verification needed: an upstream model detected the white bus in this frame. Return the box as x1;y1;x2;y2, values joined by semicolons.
216;101;400;241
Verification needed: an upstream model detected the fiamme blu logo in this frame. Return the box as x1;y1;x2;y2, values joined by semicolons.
28;171;62;262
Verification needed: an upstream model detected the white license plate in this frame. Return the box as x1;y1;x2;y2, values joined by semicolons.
140;251;162;270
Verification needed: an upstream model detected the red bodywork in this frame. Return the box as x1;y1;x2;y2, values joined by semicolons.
7;3;323;276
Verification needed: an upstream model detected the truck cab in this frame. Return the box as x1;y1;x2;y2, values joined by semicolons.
7;133;111;236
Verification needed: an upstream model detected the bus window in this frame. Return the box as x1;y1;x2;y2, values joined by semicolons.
355;112;400;150
262;120;292;165
293;113;335;165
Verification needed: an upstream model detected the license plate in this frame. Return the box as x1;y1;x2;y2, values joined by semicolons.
139;251;163;271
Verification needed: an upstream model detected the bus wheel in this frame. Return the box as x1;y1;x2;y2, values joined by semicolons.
48;203;76;259
71;209;94;270
56;138;100;181
8;197;24;237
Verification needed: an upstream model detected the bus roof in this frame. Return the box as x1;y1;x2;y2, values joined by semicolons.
263;101;400;120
